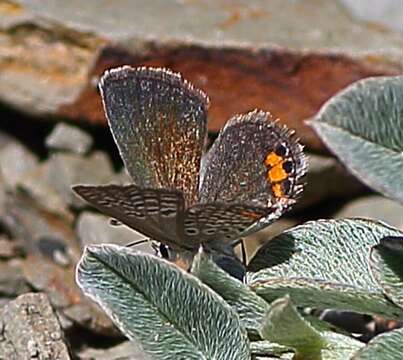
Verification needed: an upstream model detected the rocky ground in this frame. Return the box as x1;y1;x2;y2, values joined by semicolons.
0;114;151;359
0;105;402;359
0;0;403;359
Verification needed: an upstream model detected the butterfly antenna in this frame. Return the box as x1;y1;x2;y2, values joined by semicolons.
125;238;149;248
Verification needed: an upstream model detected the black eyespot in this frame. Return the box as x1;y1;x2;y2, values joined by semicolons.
275;143;288;157
282;179;292;194
219;227;231;234
203;228;216;235
185;228;199;235
282;160;293;173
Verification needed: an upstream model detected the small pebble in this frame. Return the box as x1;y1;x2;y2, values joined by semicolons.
45;123;93;155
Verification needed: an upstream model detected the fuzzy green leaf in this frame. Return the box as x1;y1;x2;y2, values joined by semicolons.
260;295;326;359
370;236;403;308
309;76;403;203
321;332;363;360
353;327;403;359
251;327;363;360
248;219;403;318
76;244;250;360
191;250;269;332
250;341;293;359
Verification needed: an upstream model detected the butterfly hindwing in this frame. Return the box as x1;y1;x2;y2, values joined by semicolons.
99;66;209;206
73;184;189;251
183;202;271;248
199;110;307;210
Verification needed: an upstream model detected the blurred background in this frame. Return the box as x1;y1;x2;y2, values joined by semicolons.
0;0;402;359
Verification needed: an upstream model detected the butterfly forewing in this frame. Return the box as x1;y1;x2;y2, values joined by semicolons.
99;66;209;206
72;184;189;251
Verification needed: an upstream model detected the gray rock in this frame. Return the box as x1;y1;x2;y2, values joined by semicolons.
45;151;115;208
22;259;72;309
16;162;73;220
0;237;23;259
2;1;403;151
46;122;93;154
341;0;403;33
36;236;72;267
55;311;74;332
293;153;366;212
0;174;6;218
1;188;78;260
0;130;16;150
13;0;403;57
78;340;148;360
0;260;30;297
0;142;38;187
61;301;121;337
76;211;146;249
335;195;403;230
61;303;92;326
0;189;117;336
0;292;71;360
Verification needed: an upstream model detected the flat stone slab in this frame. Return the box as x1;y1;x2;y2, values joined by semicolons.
1;1;403;150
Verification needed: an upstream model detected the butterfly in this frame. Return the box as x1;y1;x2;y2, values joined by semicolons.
73;66;307;272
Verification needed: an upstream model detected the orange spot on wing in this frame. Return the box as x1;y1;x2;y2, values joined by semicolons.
240;210;262;220
264;151;289;199
272;183;283;197
268;164;288;182
264;152;283;167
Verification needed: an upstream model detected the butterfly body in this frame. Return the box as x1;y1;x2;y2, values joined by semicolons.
73;66;307;266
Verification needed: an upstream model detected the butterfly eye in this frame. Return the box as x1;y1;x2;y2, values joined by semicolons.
151;242;170;259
